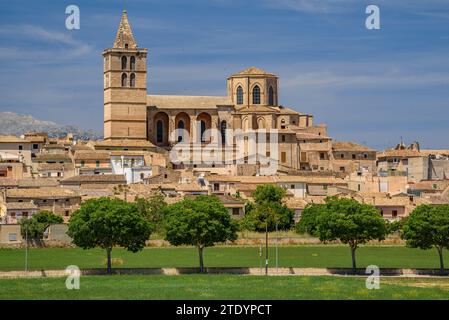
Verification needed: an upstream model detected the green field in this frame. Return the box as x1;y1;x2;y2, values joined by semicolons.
0;245;448;271
2;274;449;299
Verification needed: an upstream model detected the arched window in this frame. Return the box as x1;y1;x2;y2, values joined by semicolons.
268;86;274;105
236;86;243;105
252;85;260;104
220;120;227;145
177;120;184;142
200;120;206;143
156;120;164;143
130;56;136;70
121;56;127;70
121;73;127;87
130;73;136;87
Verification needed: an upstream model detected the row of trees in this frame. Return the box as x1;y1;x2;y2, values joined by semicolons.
25;183;449;274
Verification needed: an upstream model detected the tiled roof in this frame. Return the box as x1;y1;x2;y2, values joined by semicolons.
0;135;30;143
5;202;38;210
147;95;232;109
61;174;127;184
377;149;421;158
74;151;110;160
332;141;375;152
18;178;59;188
6;188;79;199
94;139;155;148
230;66;276;77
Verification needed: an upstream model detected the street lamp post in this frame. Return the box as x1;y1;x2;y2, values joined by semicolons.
265;223;268;275
25;223;28;272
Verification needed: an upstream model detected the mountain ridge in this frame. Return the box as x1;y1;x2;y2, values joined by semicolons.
0;111;102;140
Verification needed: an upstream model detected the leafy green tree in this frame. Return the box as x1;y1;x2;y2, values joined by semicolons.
402;204;449;273
134;192;167;233
297;197;389;273
164;195;238;272
19;211;63;239
67;198;152;273
243;184;294;232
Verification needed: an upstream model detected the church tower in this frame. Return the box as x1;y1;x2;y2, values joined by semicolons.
103;10;148;141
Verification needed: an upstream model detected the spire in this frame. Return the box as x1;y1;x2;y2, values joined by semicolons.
113;10;137;49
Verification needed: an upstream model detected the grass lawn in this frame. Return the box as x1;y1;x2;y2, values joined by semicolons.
0;245;448;271
2;274;449;299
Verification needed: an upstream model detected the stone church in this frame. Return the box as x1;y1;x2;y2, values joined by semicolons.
103;11;333;172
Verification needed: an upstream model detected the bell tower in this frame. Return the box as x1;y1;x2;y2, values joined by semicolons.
103;10;148;141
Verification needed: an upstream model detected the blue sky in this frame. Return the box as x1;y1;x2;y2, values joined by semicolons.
0;0;448;149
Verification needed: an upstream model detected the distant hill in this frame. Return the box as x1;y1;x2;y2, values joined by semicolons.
0;111;102;140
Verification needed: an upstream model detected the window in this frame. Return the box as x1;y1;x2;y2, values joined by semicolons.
281;135;286;142
177;120;184;142
236;86;243;104
281;152;286;163
340;154;344;159
252;85;260;104
96;160;100;168
200;121;206;143
33;144;39;149
65;211;70;217
232;208;240;216
392;210;398;218
156;120;164;143
125;43;129;49
291;184;295;189
130;73;136;87
320;153;325;160
18;145;23;151
220;121;227;145
140;173;145;180
363;153;368;159
380;210;384;216
352;154;356;159
8;233;17;242
266;151;270;157
268;86;274;105
80;160;85;167
281;119;286;129
358;184;361;191
130;56;136;70
121;56;127;70
214;183;220;191
340;166;345;172
121;73;127;87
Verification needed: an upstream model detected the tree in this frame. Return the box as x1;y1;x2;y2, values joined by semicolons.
164;195;238;272
242;184;294;274
67;198;152;273
19;211;63;240
296;197;389;273
243;184;294;232
402;204;449;273
134;192;167;233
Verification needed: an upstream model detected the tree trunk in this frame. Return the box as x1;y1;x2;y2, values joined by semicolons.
198;245;204;273
437;246;445;274
350;246;357;274
106;247;112;274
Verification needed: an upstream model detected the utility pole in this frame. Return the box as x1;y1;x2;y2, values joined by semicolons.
265;223;268;275
25;223;28;272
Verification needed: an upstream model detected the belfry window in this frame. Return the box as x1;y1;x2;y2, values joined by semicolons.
252;85;260;104
200;121;206;143
121;73;127;87
130;56;136;70
236;86;243;105
157;120;164;143
268;86;274;105
130;73;136;87
121;56;127;70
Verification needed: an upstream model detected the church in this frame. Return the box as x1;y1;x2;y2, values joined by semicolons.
103;11;333;173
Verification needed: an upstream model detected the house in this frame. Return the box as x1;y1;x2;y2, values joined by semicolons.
0;201;39;224
331;141;377;174
74;150;112;175
4;188;81;222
